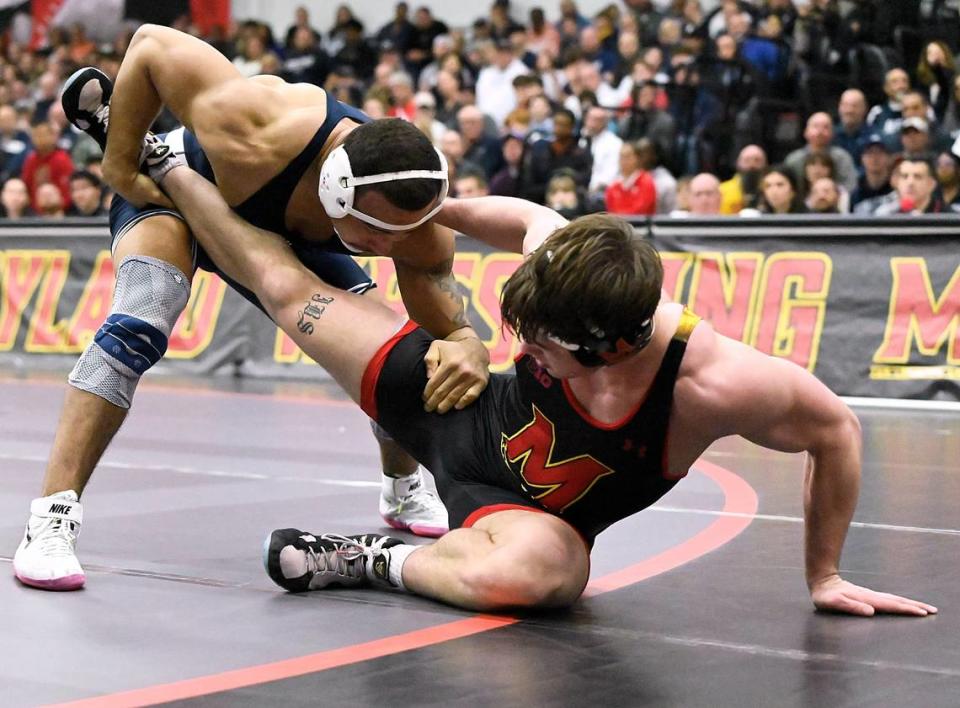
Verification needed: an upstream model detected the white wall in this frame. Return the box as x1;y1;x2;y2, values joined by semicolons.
232;0;623;39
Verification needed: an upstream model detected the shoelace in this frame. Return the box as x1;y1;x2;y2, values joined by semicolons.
91;103;109;128
303;534;369;579
33;519;78;558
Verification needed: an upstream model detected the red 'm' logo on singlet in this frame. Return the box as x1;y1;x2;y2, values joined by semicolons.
501;405;614;512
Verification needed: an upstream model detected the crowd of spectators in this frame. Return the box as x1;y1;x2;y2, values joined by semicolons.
3;0;960;221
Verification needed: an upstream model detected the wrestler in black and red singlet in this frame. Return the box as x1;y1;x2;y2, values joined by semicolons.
360;309;701;545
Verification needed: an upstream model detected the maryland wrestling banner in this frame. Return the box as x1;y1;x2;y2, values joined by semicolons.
0;217;958;400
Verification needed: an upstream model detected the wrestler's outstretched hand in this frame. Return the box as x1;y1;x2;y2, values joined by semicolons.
422;333;490;414
810;574;938;616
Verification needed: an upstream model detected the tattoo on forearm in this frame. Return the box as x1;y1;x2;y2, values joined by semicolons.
428;257;470;329
296;293;335;335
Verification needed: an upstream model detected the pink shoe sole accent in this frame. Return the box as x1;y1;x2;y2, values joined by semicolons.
382;515;448;538
15;571;85;591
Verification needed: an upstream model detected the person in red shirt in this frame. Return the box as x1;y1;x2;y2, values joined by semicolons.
21;121;74;212
604;140;656;215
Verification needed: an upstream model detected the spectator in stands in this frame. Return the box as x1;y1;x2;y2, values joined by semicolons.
624;0;664;46
756;165;807;214
387;71;417;120
32;72;60;123
579;106;622;197
415;35;456;92
619;80;676;165
874;156;951;214
34;182;65;218
935;150;960;209
438;129;481;185
0;177;34;218
916;40;956;123
434;70;465;128
21;119;73;213
453;167;489;199
362;94;388;119
888;91;951;154
457;105;504;178
636;137;677;215
575;60;621;112
850;135;894;212
523;107;592;203
334;19;378;81
282;26;330;86
512;74;545;111
898;117;933;160
867;68;910;138
527;7;560;56
476;38;529;126
376;2;415;56
833;89;870;167
784;112;857;192
0;104;30;183
578;25;618;76
687;172;723;215
489;132;525;197
232;32;269;78
285;5;322;50
604;140;656;215
545;170;588;219
793;0;843;73
527;94;554;141
66;170;105;217
940;75;960;140
720;143;767;214
327;6;363;56
800;152;848;210
414;91;448;142
806;177;842;213
739;14;790;89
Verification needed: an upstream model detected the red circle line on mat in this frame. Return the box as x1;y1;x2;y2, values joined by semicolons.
48;459;758;708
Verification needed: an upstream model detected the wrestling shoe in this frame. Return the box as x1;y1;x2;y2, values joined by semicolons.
264;529;403;593
61;66;112;150
380;467;448;538
13;491;85;591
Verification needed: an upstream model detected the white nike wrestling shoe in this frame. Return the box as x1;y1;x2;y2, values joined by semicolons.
379;466;448;538
61;66;112;151
14;491;86;591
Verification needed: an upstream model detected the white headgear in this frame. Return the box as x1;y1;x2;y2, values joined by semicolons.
318;144;449;232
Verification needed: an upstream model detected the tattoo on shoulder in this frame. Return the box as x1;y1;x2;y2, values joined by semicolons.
296;293;335;335
427;257;469;329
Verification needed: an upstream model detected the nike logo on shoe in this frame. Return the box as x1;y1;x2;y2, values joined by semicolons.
49;503;72;515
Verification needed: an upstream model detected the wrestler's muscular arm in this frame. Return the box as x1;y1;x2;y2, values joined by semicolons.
102;24;265;206
436;196;569;256
687;328;937;617
392;224;490;414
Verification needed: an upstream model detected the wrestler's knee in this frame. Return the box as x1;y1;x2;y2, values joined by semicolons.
69;255;190;408
462;515;589;609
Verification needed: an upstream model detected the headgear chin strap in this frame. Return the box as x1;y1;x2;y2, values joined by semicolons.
547;317;656;367
318;144;449;232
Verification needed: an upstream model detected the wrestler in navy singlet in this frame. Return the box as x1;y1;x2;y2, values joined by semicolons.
109;91;375;309
361;309;701;544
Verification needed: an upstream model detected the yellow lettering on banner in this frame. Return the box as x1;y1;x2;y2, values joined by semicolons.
874;257;960;365
749;252;832;371
0;250;61;352
473;252;522;372
23;251;72;352
659;252;694;302
66;250;114;350
686;252;763;343
166;271;227;358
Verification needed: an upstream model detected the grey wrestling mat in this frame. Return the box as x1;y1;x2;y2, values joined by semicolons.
1;372;957;707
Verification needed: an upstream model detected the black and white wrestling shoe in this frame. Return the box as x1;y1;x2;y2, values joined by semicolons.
61;67;113;150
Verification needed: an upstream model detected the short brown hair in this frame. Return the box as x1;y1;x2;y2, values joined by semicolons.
500;213;662;345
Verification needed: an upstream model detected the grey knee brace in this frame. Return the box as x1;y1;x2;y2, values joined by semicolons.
69;256;190;408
